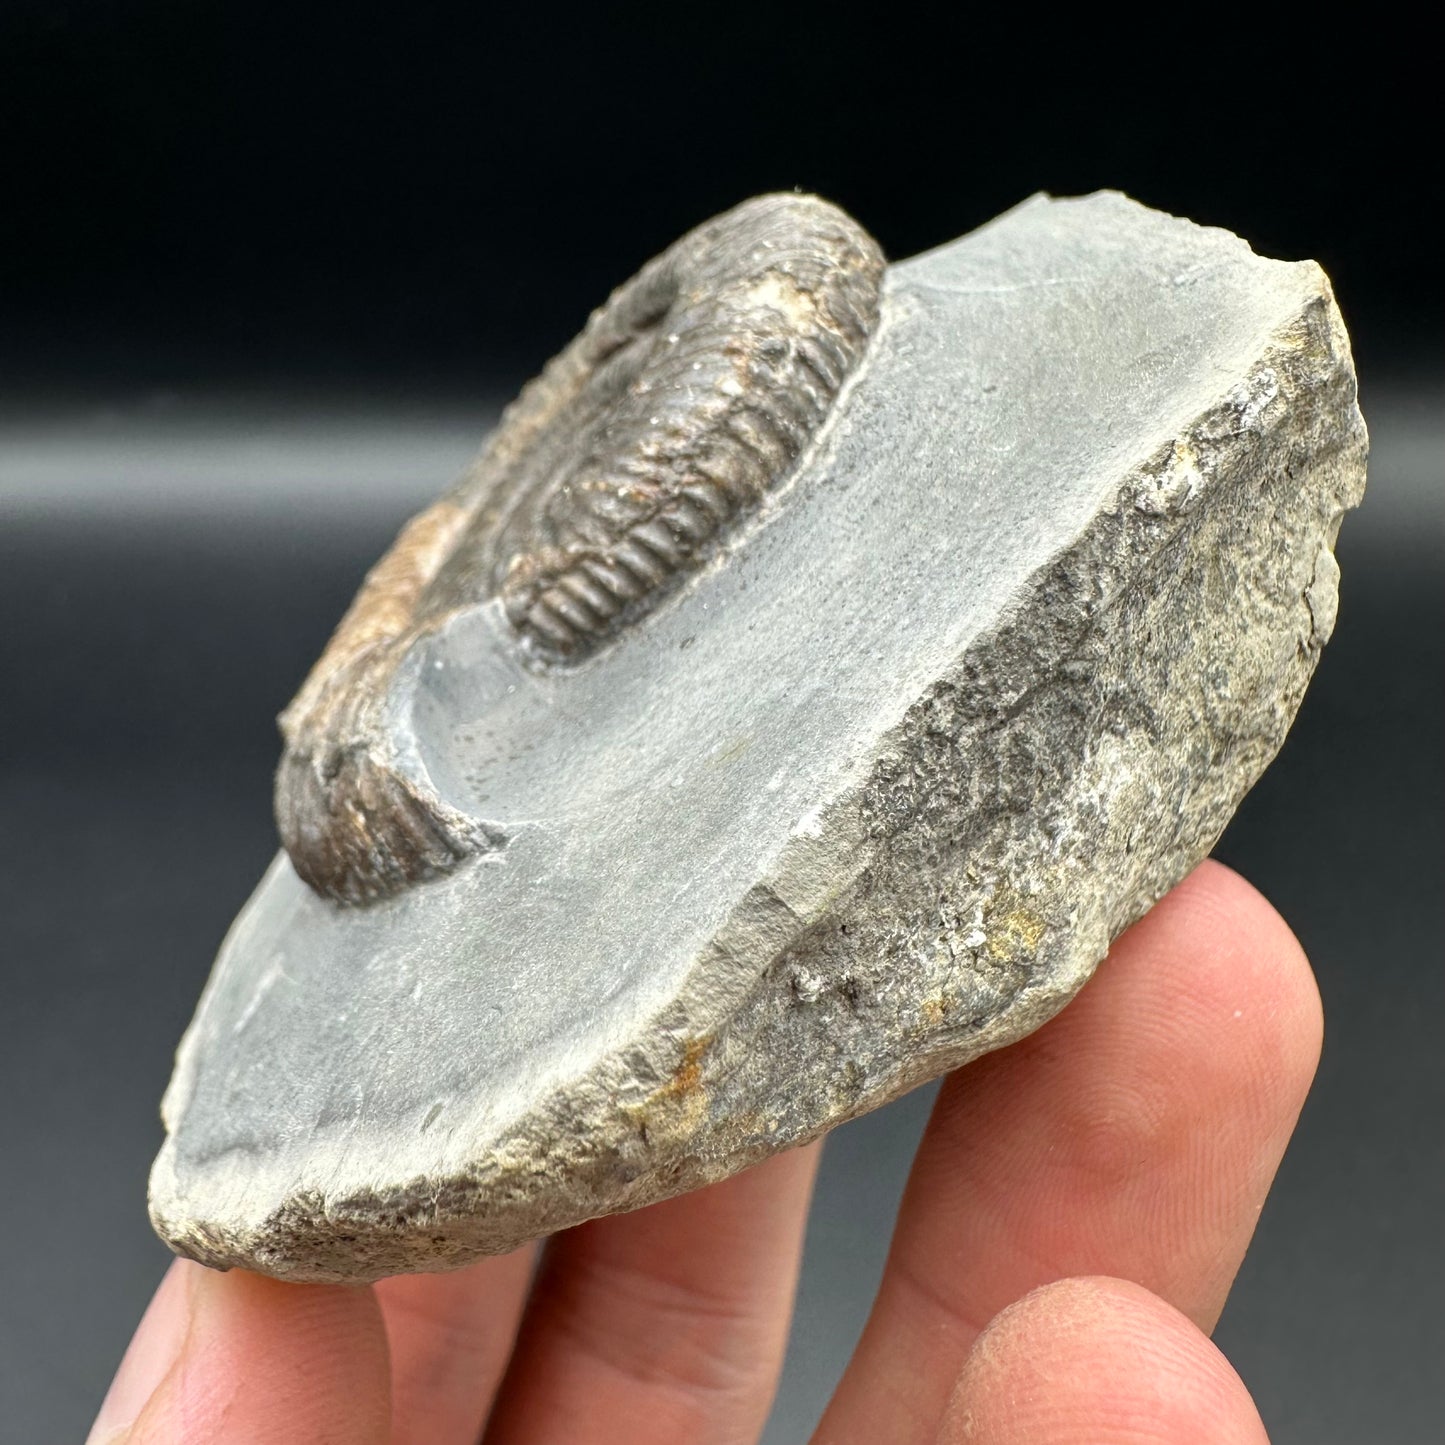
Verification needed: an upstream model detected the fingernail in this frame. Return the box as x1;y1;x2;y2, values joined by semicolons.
86;1260;195;1444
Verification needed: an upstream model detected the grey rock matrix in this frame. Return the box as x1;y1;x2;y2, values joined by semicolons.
149;191;1366;1282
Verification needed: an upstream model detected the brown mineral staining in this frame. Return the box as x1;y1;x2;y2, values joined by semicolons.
274;194;884;906
920;995;950;1026
655;1036;710;1104
628;1037;714;1144
985;896;1048;964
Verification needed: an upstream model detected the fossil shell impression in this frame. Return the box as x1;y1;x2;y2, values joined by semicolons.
275;194;885;906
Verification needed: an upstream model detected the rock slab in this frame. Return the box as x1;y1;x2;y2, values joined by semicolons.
149;193;1367;1281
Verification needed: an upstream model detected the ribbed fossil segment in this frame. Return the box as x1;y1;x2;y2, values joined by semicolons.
470;195;885;656
274;194;884;905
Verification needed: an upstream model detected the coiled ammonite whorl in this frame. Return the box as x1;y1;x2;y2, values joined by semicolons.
276;194;885;905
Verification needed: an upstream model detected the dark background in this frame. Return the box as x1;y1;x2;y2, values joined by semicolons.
1;7;1439;1442
1;5;1435;397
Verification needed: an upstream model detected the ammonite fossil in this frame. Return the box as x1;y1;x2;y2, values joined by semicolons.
276;194;885;906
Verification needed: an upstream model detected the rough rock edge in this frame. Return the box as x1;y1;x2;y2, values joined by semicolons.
152;271;1366;1282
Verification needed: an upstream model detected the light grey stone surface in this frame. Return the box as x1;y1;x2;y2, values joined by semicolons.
149;192;1366;1282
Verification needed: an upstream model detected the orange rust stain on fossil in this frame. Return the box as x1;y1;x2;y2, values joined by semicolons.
279;498;471;739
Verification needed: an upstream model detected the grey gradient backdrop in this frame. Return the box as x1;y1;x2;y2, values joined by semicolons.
1;7;1440;1441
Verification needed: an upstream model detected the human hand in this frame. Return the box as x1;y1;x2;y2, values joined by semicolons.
88;860;1319;1444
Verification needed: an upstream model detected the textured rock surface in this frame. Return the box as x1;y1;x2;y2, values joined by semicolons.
149;192;1366;1282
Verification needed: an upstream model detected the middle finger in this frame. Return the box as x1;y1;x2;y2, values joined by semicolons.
815;862;1322;1443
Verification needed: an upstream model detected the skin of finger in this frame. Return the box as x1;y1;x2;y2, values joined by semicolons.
484;1141;821;1445
816;860;1321;1444
88;1263;194;1443
937;1276;1269;1444
376;1243;536;1445
117;1262;391;1445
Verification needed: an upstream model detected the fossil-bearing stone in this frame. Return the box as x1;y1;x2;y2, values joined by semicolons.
149;191;1366;1282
